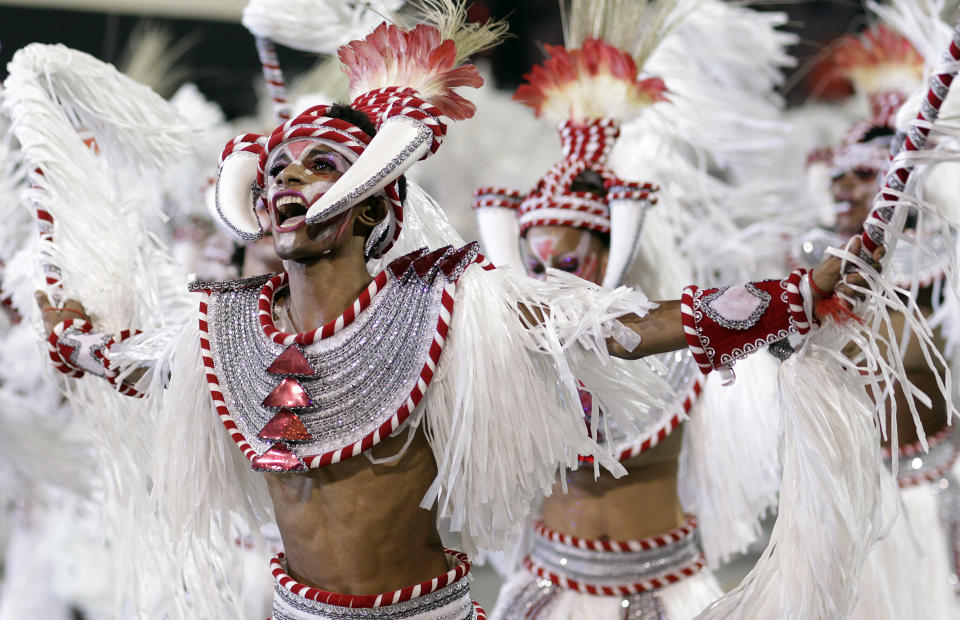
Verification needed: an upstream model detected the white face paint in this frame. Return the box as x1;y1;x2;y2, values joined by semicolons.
521;226;608;285
265;139;354;234
263;139;359;260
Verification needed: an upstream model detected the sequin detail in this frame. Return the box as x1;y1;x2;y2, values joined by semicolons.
523;516;705;596
700;284;771;331
199;245;480;469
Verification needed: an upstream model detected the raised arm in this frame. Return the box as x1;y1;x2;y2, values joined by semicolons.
36;292;149;394
610;237;885;362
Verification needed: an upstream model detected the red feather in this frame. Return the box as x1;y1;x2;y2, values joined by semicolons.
830;24;923;80
514;38;667;118
339;23;482;120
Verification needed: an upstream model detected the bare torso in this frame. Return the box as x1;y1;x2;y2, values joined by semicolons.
542;427;685;540
266;428;448;594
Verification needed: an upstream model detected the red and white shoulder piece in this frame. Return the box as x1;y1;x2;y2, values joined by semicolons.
194;243;485;473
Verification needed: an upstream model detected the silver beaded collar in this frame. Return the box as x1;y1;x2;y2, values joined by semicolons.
196;244;480;472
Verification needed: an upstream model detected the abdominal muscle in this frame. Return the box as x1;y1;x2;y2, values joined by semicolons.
541;428;685;541
265;428;449;595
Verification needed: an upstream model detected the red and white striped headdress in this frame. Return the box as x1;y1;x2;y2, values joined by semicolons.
474;35;667;288
819;24;924;175
218;13;504;258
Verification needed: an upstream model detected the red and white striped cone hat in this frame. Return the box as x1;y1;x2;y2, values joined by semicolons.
473;38;665;287
217;19;498;258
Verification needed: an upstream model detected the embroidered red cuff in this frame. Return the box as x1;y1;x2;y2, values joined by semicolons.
681;269;812;375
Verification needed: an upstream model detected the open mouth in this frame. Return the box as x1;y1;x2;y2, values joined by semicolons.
271;191;310;233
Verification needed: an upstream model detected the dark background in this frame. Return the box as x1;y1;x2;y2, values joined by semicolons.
0;1;870;118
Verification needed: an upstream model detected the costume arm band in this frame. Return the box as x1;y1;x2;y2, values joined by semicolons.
47;320;144;396
681;269;814;376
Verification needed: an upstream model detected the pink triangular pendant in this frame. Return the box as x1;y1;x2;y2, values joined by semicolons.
252;443;307;472
262;377;313;409
258;409;313;443
267;344;315;376
413;246;452;279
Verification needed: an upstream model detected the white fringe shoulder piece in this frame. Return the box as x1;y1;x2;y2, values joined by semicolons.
421;263;676;555
377;183;678;554
2;44;270;616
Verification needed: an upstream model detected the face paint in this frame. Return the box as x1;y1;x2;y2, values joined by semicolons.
261;139;369;261
265;139;353;234
522;226;608;285
830;168;879;237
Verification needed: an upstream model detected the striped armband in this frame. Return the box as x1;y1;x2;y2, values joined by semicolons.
47;319;108;378
47;321;145;397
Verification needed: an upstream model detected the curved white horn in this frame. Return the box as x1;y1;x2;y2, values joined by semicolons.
215;150;263;241
475;206;525;271
601;198;648;289
305;115;434;225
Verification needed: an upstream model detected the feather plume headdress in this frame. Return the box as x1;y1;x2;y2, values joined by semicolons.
217;1;507;258
514;38;667;124
819;24;925;174
833;23;925;101
474;0;684;288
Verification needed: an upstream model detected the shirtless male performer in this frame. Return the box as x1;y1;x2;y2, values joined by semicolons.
29;15;877;620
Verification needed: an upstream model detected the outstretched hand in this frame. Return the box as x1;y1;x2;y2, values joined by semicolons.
810;236;885;309
35;291;91;335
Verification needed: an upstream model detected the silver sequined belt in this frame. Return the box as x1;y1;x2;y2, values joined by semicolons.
886;427;960;488
523;515;705;596
269;551;483;620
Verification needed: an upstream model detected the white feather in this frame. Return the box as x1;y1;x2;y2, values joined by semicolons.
242;0;403;54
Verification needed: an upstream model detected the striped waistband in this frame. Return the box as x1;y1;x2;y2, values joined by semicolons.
270;549;483;619
524;515;705;596
888;427;960;488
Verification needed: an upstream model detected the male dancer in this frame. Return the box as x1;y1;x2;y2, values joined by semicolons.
471;1;840;616
793;16;960;619
18;10;876;620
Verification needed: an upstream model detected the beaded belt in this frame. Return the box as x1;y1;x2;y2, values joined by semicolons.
504;516;706;619
887;426;960;488
269;550;485;620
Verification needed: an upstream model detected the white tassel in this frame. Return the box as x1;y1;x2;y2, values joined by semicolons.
698;341;887;619
679;353;783;566
849;469;932;620
3;44;269;617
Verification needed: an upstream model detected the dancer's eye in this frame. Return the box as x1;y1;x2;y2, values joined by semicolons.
556;256;580;273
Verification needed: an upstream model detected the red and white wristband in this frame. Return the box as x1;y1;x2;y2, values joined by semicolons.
681;269;816;378
47;320;144;396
